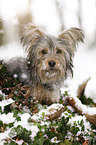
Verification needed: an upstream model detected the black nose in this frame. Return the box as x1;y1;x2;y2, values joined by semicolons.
48;60;56;67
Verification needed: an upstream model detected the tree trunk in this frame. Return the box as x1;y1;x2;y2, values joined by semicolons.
0;19;4;46
78;0;82;28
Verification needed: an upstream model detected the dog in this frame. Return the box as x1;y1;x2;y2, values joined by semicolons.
6;23;84;105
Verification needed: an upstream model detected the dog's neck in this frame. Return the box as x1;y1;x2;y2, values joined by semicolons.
43;84;53;90
31;82;60;105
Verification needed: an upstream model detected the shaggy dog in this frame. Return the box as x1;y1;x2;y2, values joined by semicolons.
6;24;84;105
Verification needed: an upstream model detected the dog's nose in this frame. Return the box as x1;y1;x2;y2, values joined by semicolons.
48;60;56;67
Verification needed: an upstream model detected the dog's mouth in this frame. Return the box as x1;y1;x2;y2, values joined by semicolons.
37;59;66;84
40;68;64;84
44;69;60;77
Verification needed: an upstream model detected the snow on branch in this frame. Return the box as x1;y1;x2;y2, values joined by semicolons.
67;95;96;126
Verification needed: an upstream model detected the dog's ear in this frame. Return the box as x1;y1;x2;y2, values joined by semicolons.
58;27;84;55
20;23;45;51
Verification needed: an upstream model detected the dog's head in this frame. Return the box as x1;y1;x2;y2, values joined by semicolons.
20;23;84;84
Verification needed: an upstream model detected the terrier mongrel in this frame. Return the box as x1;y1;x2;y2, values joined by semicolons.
7;24;84;105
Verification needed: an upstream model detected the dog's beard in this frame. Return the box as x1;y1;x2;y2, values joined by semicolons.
42;69;63;83
37;59;65;84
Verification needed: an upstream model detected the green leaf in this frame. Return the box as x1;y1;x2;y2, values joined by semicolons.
9;141;18;145
33;135;46;145
0;120;3;128
71;126;80;135
81;125;85;132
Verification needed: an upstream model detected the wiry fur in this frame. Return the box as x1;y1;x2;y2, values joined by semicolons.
7;23;84;105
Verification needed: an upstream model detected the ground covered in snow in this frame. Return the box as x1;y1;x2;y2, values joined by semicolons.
0;95;96;144
0;34;96;144
0;57;96;144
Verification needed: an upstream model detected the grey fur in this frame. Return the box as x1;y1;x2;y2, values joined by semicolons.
6;24;84;105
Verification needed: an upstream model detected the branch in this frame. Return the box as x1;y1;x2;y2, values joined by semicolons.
31;104;65;122
67;96;96;126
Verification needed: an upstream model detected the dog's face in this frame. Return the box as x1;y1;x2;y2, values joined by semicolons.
20;24;84;85
32;36;70;84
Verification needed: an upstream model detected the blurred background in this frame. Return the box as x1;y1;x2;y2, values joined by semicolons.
0;0;96;100
0;0;96;46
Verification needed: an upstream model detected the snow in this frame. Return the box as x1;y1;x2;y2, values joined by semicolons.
41;61;47;70
13;74;18;78
14;113;31;129
69;94;96;116
0;112;40;142
30;125;39;140
0;128;12;143
13;113;40;140
0;100;95;143
0;105;63;142
85;77;96;103
51;137;60;143
45;72;57;77
0;98;14;112
69;115;91;134
64;46;96;107
15;140;24;145
31;103;64;121
21;73;28;79
0;113;15;124
0;42;27;61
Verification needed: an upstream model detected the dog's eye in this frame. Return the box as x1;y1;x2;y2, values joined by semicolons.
56;49;62;54
41;49;47;54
